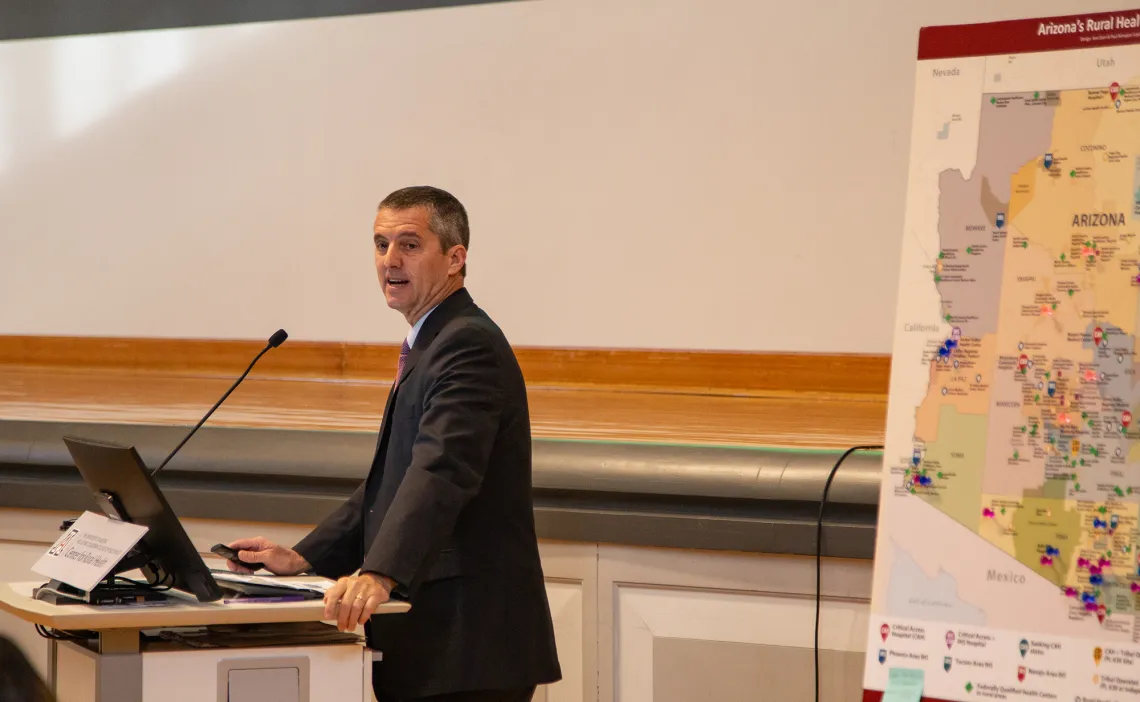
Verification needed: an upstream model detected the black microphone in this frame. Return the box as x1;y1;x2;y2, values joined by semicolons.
151;329;289;476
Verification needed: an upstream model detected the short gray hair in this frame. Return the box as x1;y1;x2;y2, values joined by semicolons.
378;186;469;277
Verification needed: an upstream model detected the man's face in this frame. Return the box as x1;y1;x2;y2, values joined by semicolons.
373;206;464;323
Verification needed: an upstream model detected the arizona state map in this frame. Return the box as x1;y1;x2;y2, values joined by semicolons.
868;9;1140;702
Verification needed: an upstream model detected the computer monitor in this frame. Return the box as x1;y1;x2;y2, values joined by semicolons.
61;436;225;603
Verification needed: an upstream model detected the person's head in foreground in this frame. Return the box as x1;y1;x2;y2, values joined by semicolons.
0;636;54;702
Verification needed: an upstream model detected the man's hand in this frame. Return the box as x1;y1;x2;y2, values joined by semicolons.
225;536;310;575
323;572;394;631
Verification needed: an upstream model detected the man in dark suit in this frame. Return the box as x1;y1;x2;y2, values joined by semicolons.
227;186;561;702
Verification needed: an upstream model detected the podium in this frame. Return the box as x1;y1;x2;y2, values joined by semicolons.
0;580;409;702
1;436;412;701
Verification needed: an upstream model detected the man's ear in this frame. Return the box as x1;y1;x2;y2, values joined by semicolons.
447;245;467;276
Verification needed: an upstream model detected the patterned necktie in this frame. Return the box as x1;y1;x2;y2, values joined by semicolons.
395;339;410;386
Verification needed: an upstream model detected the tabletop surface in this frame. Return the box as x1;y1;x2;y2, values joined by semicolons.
0;580;410;631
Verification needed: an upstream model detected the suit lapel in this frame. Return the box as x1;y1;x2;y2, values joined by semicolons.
374;380;400;451
372;288;474;459
363;288;476;553
395;287;474;387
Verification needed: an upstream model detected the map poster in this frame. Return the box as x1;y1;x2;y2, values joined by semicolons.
866;9;1140;702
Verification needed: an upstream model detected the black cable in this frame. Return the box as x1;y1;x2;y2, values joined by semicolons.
35;624;91;641
89;571;169;593
815;444;883;702
113;573;173;592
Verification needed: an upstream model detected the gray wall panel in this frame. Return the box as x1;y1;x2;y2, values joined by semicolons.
0;418;881;558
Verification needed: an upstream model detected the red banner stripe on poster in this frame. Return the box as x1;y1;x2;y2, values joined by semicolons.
918;9;1140;60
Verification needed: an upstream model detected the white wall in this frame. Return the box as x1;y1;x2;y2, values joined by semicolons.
0;0;1127;353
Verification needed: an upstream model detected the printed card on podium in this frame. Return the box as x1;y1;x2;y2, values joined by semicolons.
33;510;149;592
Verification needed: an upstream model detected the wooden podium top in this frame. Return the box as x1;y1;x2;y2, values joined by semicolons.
0;581;409;631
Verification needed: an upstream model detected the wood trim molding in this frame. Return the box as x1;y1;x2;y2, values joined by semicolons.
0;335;389;380
513;347;890;396
0;335;891;398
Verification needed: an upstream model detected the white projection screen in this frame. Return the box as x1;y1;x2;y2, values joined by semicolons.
0;0;1128;352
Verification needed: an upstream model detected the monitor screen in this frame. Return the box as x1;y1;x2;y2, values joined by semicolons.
62;436;224;602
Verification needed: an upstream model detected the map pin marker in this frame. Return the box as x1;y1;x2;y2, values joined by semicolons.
1123;411;1132;429
1019;354;1028;370
1111;82;1121;101
881;624;890;641
1094;327;1103;346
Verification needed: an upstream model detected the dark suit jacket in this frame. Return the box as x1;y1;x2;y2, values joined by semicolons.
293;288;561;698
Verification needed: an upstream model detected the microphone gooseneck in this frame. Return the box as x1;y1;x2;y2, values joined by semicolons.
150;329;288;476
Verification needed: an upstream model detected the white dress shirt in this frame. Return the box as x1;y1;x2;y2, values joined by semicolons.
406;304;438;350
